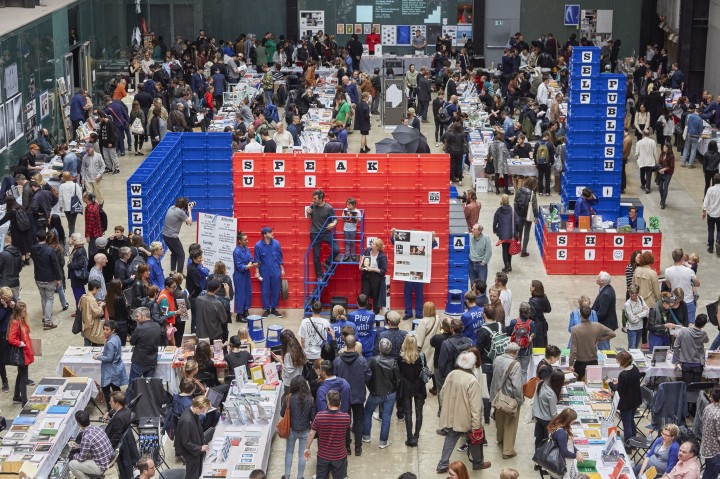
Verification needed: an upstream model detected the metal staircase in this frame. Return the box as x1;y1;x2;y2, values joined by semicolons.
303;209;365;315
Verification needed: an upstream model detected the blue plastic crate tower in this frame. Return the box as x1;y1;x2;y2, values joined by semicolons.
562;46;626;220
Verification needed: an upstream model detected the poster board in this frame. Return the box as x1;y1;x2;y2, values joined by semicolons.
299;11;325;37
196;212;239;278
391;230;432;283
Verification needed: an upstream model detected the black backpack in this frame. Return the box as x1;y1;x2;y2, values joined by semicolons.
99;207;108;232
14;209;30;232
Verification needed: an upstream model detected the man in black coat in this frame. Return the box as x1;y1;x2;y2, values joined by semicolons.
346;34;363;73
416;69;432;122
323;131;345;153
104;391;132;449
175;396;211;479
592;271;618;350
0;235;22;298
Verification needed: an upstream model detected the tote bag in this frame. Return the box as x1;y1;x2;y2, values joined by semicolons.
276;395;291;438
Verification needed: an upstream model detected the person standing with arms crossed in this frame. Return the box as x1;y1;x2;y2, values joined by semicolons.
254;227;284;318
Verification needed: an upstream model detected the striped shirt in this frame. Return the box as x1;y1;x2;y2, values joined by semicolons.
311;410;351;461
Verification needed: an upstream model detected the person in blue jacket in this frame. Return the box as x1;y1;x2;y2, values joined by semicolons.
574;187;598;218
147;242;165;289
186;243;209;289
232;231;256;323
253;226;284;318
460;291;484;345
315;360;352;413
349;294;376;359
69;89;90;140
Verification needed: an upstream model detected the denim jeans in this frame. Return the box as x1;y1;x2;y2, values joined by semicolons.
518;354;531;385
686;301;696;324
363;392;395;443
56;284;68;308
597;340;611;351
681;135;699;165
343;230;356;256
701;454;720;479
468;261;487;284
710;332;720;351
72;286;86;309
403;282;423;318
619;408;636;442
35;280;56;325
627;329;642;349
284;429;309;479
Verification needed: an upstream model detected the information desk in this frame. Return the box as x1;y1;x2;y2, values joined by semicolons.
536;207;662;276
0;377;96;479
531;349;720;380
359;55;432;75
201;383;281;478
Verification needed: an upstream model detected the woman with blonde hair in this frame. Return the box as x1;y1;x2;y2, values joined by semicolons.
414;302;441;386
566;295;599;347
58;171;83;235
183;359;205;396
398;334;426;446
359;238;387;314
329;304;354;350
236;325;255;351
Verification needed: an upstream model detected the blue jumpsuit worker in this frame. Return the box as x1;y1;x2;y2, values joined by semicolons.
306;189;341;278
390;229;438;320
253;227;284;316
233;231;256;322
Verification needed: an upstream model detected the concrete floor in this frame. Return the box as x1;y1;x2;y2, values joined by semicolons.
1;113;714;479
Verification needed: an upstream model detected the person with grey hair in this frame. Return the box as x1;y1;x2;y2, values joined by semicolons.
435;351;490;473
363;338;400;449
592;271;618;350
127;305;162;402
506;302;535;384
113;246;135;289
489;342;523;459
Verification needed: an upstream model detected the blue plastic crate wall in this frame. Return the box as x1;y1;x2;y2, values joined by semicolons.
181;132;234;218
564;46;626;219
127;134;183;245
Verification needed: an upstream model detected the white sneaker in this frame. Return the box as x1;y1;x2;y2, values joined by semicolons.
435;142;439;147
362;436;371;443
379;440;393;449
373;412;380;421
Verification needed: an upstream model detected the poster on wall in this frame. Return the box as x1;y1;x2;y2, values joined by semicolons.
24;116;37;142
396;26;411;45
299;11;325;37
4;63;18;98
442;25;457;44
336;24;344;35
28;74;35;98
390;230;433;283
381;25;397;46
457;2;473;23
0;104;6;153
7;95;22;146
345;24;353;35
456;25;473;46
39;90;50;120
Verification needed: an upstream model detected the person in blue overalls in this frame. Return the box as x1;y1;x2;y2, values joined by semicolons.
253;226;284;318
348;294;376;359
233;231;257;323
390;228;438;320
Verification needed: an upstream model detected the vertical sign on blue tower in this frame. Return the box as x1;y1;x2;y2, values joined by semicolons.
564;5;580;26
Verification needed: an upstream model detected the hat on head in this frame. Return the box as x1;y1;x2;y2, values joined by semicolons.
95;237;108;249
261;226;273;235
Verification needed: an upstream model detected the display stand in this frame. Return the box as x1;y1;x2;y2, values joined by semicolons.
57;81;71;142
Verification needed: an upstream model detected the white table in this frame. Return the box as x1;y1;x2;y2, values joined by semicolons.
9;377;97;479
201;384;281;478
56;346;180;393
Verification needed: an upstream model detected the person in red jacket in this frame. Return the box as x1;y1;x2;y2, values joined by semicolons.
7;302;34;405
366;27;381;56
204;85;215;122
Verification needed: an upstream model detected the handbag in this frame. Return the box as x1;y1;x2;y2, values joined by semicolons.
131;117;145;135
525;192;535;222
70;184;83;215
532;436;567;476
508;208;522;256
419;352;432;383
72;307;83;335
5;322;25;367
523;376;542;399
276;394;291;438
484;157;495;175
492;360;520;416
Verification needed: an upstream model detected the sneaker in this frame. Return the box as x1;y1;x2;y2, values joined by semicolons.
436;468;449;474
473;462;492;470
25;379;34;386
436;428;448;436
113;169;120;174
262;309;271;317
355;449;362;456
457;443;469;452
688;164;696;169
63;304;69;311
435;143;439;147
43;323;57;330
402;314;413;320
397;416;405;422
373;412;380;421
379;440;392;449
362;436;371;443
2;383;8;392
681;162;687;167
270;309;283;318
12;397;24;404
545;192;550;197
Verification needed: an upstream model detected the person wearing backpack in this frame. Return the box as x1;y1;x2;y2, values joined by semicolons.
533;131;555;196
513;176;538;258
506;302;535;384
569;304;616;381
476;303;504;424
436;318;473;413
432;90;448;147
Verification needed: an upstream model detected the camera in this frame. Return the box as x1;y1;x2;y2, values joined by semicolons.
188;201;196;208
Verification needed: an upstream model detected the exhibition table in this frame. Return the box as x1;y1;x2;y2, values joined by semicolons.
201;383;281;478
0;377;97;479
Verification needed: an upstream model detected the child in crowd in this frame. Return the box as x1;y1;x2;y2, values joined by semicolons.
342;197;361;261
236;326;255;351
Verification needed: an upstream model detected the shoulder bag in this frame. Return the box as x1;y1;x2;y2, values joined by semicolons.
492;360;520;416
131;117;145;135
525;192;535;222
70;183;84;215
532;435;567;476
5;322;26;366
419;352;432;383
276;394;291;438
523;375;542;399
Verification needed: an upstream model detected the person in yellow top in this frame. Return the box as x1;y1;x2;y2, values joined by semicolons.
81;279;106;346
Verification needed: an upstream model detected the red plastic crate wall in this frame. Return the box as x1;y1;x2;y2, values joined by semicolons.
232;153;450;309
